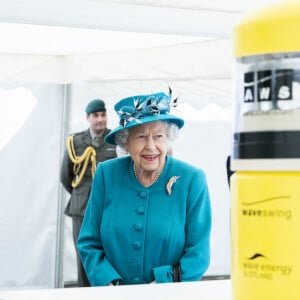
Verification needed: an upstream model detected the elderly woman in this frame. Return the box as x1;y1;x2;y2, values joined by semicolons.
77;90;212;286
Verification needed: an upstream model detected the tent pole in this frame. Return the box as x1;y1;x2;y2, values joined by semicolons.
55;83;72;288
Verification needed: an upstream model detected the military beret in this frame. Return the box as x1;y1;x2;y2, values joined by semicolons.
85;99;106;114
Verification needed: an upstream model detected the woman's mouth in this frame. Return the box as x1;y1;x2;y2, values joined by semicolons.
142;155;159;161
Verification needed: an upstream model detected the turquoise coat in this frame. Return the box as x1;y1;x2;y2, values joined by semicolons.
77;155;212;286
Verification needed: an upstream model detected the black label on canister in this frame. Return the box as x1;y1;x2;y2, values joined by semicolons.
233;131;300;159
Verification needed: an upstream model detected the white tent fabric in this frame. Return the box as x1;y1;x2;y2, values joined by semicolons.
0;38;233;89
0;82;66;289
0;0;283;290
0;0;271;38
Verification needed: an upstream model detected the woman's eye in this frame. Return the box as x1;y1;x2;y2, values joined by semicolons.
156;134;164;139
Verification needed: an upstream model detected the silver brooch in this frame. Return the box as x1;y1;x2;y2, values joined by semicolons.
166;176;180;195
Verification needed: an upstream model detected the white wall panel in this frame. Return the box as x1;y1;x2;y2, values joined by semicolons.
0;82;66;289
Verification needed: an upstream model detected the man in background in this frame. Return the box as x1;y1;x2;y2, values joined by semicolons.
60;99;117;287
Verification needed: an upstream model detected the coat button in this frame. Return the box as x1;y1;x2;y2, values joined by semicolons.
133;242;141;249
137;207;145;214
133;223;142;231
139;191;147;198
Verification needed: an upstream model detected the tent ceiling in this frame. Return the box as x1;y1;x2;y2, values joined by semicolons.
0;23;214;55
94;0;278;12
0;0;281;38
0;0;281;55
0;0;282;91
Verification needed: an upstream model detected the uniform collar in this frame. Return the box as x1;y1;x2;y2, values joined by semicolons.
89;128;104;140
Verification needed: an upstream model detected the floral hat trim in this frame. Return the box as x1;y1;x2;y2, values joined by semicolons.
104;88;184;145
117;87;178;127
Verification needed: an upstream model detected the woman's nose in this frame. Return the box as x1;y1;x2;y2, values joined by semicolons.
145;136;155;150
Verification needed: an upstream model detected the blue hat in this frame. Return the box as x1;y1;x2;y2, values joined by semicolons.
105;90;184;145
85;99;106;114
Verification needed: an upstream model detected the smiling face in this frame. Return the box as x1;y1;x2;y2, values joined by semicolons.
125;121;168;174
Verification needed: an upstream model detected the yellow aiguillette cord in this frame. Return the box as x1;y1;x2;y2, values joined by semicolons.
66;135;96;188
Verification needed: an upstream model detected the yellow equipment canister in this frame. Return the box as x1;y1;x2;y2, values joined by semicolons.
231;1;300;299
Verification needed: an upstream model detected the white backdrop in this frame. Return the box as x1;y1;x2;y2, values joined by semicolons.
0;82;66;289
